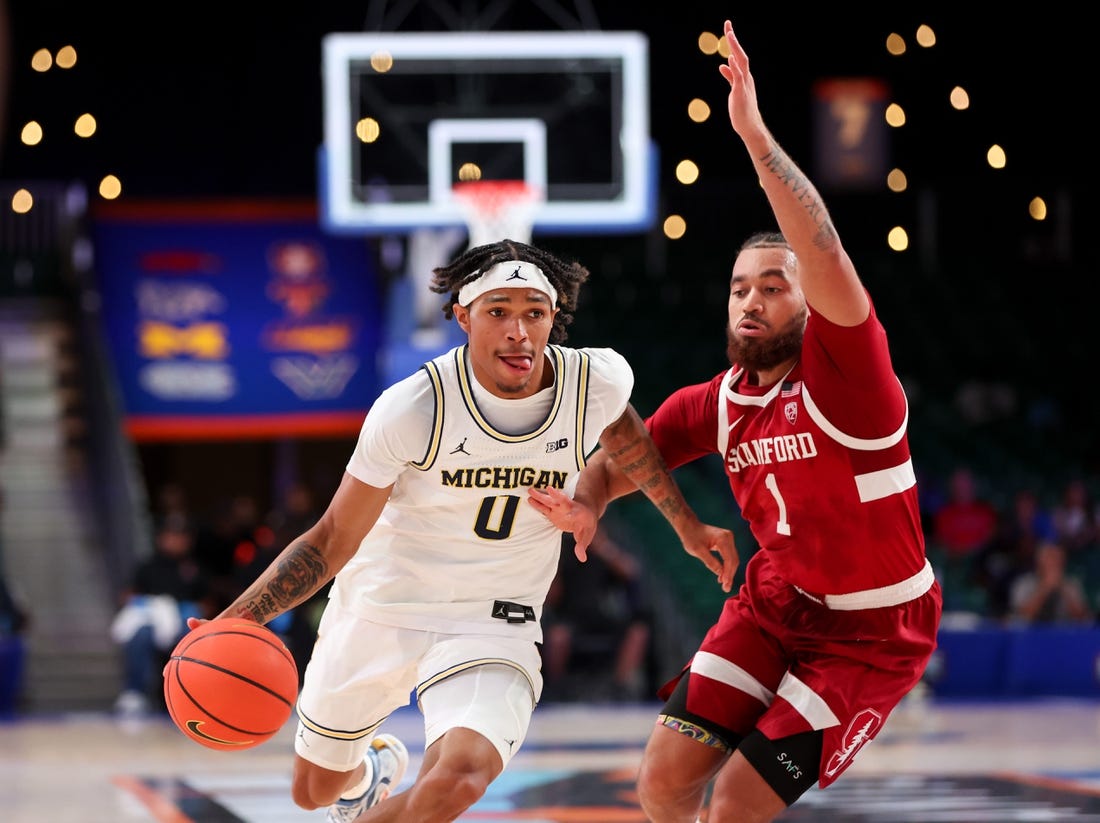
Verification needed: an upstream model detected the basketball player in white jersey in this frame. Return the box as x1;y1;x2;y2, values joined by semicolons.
194;238;736;822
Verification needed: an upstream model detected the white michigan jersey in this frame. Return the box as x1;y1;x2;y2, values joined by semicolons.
333;343;633;641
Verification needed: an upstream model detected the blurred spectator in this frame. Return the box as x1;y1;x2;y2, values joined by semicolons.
110;513;214;716
0;487;29;719
931;466;1000;559
1050;478;1098;557
916;468;947;541
973;487;1056;619
928;466;1000;613
195;493;264;612
541;526;653;702
0;565;29;720
152;481;195;532
1008;540;1092;624
265;480;320;548
233;481;324;682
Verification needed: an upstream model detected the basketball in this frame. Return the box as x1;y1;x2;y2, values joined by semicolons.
163;618;299;751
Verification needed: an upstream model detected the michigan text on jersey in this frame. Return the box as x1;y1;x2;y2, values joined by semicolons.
440;467;569;489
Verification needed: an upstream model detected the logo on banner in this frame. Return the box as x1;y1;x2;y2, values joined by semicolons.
140;321;229;359
271;354;359;399
267;241;330;318
139;362;236;400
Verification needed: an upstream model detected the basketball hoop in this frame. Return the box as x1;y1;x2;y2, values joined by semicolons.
453;180;543;248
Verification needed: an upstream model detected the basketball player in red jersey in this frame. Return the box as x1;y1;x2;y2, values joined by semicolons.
528;18;943;822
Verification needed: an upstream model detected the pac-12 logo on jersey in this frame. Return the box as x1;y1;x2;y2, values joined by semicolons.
546;438;569;452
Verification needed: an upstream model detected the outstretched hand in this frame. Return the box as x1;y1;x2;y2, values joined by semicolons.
526;486;599;561
718;19;764;140
529;486;739;591
678;519;738;593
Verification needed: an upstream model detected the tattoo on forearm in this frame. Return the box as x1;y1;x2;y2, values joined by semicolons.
610;433;688;523
761;149;837;249
233;541;328;624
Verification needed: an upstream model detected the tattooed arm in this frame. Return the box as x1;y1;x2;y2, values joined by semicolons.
202;472;392;626
720;19;868;327
529;403;736;592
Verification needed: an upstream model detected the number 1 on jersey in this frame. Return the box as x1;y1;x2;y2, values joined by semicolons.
764;472;791;536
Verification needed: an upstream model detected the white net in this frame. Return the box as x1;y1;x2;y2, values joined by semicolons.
453;181;543;248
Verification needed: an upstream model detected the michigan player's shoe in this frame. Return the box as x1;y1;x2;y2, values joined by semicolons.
325;734;409;822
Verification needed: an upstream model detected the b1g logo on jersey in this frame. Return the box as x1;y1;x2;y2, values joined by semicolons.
546;438;569;452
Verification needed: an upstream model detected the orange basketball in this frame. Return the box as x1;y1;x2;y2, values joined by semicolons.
163;618;299;751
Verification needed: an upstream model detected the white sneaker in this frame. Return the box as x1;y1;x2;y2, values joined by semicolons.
326;734;409;822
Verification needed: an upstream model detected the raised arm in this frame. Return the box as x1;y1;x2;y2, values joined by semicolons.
202;472;391;626
721;19;868;327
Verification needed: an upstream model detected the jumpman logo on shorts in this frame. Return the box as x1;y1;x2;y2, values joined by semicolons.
505;267;526;281
451;437;470;455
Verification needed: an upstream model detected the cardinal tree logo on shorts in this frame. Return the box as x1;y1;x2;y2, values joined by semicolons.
824;708;882;778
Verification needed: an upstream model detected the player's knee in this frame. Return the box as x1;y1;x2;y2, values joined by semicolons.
289;779;331;810
449;770;492;811
290;763;346;810
637;774;707;821
637;755;696;810
635;769;663;817
638;735;722;818
414;764;492;814
636;756;664;801
289;779;322;810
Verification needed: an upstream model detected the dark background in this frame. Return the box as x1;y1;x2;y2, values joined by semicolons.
3;2;1096;496
3;5;1089;200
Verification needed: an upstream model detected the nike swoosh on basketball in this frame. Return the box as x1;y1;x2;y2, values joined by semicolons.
186;720;251;746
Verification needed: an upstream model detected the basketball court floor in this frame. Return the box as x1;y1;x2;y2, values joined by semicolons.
4;694;1100;822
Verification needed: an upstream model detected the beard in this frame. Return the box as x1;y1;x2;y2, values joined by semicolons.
725;306;808;373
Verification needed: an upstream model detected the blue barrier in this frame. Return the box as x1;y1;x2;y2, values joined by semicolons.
929;624;1100;698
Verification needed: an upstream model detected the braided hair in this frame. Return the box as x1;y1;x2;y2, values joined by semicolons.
430;239;590;343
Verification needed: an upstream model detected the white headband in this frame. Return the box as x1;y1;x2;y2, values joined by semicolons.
457;260;558;308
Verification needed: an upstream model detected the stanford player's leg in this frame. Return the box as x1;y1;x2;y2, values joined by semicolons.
637;674;734;821
708;728;823;821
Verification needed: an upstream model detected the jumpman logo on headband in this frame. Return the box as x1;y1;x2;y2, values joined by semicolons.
505;266;526;281
450;437;470;455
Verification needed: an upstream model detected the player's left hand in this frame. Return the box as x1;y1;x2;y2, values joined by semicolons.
719;19;764;141
526;486;598;561
678;520;739;593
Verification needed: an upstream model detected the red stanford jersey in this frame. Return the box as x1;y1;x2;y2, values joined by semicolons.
648;302;926;595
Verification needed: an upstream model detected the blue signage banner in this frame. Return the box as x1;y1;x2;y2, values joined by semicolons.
91;201;383;441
